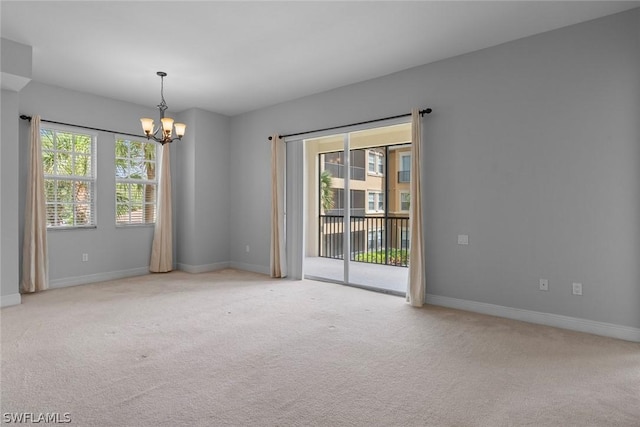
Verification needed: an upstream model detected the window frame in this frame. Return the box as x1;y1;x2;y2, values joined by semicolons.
368;151;376;174
377;154;384;175
397;152;411;183
367;150;384;177
366;190;385;214
41;124;97;230
115;136;158;227
400;191;410;212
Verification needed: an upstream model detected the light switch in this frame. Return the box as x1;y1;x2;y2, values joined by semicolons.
457;235;469;245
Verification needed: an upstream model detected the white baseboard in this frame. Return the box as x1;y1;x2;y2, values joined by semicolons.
0;293;22;308
229;262;270;276
177;261;230;274
426;294;640;343
49;267;150;289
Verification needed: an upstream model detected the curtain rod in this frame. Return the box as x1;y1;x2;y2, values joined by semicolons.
267;108;432;141
19;115;146;140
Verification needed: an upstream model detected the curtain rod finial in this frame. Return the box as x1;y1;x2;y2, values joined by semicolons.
20;114;32;122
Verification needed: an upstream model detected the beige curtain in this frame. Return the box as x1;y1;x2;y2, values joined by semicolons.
406;109;425;306
270;134;287;278
150;143;173;272
21;115;49;293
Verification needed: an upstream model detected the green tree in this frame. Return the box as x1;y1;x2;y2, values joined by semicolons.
42;130;92;226
115;139;156;223
320;169;333;212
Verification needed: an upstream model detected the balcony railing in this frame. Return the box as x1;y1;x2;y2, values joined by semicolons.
319;215;410;267
398;170;410;183
324;208;366;217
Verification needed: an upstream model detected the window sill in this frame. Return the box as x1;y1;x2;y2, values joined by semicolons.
47;225;97;231
116;223;155;229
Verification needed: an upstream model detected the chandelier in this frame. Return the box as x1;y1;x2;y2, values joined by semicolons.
140;71;186;145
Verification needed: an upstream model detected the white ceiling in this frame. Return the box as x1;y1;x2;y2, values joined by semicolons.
2;1;638;116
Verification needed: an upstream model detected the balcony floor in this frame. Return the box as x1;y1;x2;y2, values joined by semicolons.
304;256;407;295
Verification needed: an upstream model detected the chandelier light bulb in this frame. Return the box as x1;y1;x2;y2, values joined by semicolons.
140;118;154;135
174;123;186;138
161;117;174;136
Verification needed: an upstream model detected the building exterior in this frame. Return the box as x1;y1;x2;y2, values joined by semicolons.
311;124;412;266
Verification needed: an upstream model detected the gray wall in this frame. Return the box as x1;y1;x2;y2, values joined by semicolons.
175;108;230;271
1;89;20;302
16;82;178;285
3;9;638;331
9;83;231;287
229;9;640;329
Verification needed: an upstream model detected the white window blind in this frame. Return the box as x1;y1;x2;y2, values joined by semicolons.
115;137;157;225
42;127;96;228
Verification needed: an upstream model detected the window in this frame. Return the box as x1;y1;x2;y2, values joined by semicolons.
350;149;366;181
367;191;384;213
367;150;384;176
400;192;410;212
377;156;384;175
115;138;157;225
324;189;365;216
324;152;344;179
42;127;96;228
322;150;365;181
398;152;411;183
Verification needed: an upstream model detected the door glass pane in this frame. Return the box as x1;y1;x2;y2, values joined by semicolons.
304;123;411;294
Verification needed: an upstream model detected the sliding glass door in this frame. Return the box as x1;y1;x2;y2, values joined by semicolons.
304;123;411;294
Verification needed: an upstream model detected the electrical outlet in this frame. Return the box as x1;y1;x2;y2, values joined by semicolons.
82;253;88;262
457;234;469;245
539;279;549;291
572;282;582;296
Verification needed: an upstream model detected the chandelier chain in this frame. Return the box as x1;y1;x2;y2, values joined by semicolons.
157;74;168;113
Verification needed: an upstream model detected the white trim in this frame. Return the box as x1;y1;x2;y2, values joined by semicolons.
229;261;271;276
343;134;351;284
426;294;640;343
49;266;150;289
366;150;384;177
0;293;22;308
177;261;231;274
42;125;98;228
114;136;158;226
366;190;384;214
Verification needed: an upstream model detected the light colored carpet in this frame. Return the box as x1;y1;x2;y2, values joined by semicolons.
1;269;639;426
